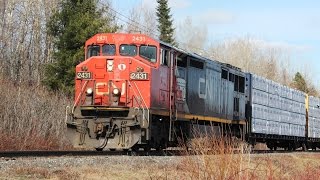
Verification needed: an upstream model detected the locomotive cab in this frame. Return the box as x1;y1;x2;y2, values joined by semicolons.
76;33;158;108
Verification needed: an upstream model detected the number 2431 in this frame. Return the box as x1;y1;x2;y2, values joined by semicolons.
132;36;145;42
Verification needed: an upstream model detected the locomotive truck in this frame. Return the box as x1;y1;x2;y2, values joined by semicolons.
66;33;320;151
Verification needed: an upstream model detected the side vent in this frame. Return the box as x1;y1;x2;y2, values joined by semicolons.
190;59;204;69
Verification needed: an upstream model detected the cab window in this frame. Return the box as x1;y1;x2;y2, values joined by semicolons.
139;45;157;63
102;44;116;56
120;44;137;56
87;45;100;58
160;48;169;66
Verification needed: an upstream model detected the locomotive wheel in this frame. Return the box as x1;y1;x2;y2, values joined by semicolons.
131;145;140;152
96;148;103;151
96;136;107;151
144;145;151;152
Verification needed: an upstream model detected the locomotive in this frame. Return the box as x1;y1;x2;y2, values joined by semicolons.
66;33;320;151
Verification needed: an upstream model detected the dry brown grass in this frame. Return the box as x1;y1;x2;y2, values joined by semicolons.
0;76;72;150
172;130;320;180
176;132;253;179
142;131;320;179
52;169;81;180
14;167;51;179
13;167;80;180
2;153;320;179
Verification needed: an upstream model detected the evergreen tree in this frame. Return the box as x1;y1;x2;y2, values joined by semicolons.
291;72;308;93
156;0;176;46
44;0;118;95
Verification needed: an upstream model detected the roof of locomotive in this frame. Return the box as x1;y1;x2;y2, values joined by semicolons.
85;33;159;46
86;33;242;72
159;39;242;72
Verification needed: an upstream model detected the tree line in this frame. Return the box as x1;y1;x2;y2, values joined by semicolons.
0;0;317;96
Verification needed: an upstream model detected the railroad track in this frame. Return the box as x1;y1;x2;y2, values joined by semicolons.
0;149;315;158
0;150;182;158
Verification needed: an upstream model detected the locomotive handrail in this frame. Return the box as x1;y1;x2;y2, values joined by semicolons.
72;80;89;114
128;81;149;126
131;81;148;107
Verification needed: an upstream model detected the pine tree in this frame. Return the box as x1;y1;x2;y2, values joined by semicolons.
44;0;118;95
291;72;308;93
156;0;176;46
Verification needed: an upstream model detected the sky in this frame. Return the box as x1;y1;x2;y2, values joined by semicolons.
113;0;320;85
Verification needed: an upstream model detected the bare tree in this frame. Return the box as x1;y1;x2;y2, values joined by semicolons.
208;37;294;84
0;0;6;74
0;0;59;85
175;16;208;54
124;3;158;38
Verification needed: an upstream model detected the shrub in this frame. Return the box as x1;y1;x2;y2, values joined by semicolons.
0;76;72;150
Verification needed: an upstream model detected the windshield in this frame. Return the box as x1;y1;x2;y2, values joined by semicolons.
102;44;116;56
87;45;100;58
139;45;157;63
120;44;137;56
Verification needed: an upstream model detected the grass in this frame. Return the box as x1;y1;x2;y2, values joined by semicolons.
1;129;320;179
13;167;80;180
172;131;320;180
2;153;320;180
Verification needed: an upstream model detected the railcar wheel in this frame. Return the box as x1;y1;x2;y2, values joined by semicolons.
302;143;307;151
267;142;275;151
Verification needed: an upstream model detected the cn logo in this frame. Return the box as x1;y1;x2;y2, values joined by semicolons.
96;82;126;96
118;64;126;71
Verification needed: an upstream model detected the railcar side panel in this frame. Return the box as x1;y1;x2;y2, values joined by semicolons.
308;96;320;139
204;65;221;117
247;73;306;137
186;58;206;115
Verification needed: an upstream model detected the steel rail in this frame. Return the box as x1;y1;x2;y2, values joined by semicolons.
0;149;316;158
0;150;182;158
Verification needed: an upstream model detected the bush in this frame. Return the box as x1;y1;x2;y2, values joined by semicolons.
177;129;252;179
0;76;72;150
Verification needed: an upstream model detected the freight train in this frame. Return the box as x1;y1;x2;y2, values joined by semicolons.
66;33;320;151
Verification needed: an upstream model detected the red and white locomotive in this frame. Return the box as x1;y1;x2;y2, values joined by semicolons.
66;33;246;151
67;33;320;151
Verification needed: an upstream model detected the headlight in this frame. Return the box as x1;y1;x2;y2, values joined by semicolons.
107;60;114;72
113;88;120;95
86;88;93;95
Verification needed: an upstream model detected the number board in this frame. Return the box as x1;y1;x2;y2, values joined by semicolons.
130;72;149;80
77;72;92;79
